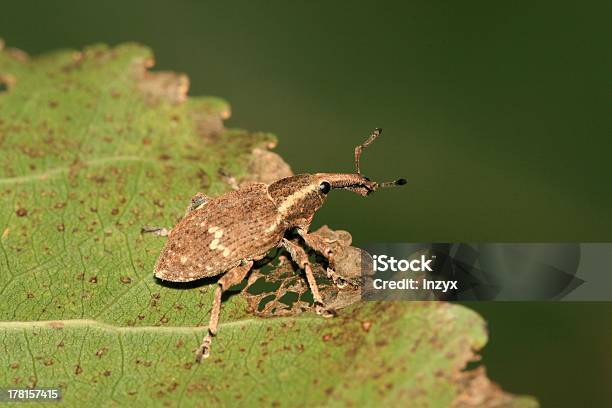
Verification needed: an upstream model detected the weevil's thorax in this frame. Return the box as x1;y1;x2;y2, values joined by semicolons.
268;174;327;229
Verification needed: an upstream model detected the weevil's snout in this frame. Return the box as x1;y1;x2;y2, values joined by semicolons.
317;173;371;196
330;174;374;197
317;173;406;197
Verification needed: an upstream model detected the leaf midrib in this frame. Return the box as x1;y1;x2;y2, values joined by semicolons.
0;156;153;185
0;316;321;332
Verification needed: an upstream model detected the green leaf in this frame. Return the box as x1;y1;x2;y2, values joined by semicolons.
0;42;537;407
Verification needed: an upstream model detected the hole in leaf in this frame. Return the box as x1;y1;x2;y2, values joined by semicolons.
464;360;482;371
227;280;247;292
246;277;282;295
278;291;299;307
257;294;277;312
300;290;314;305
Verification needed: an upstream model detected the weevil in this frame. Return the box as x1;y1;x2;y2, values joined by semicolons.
145;128;406;362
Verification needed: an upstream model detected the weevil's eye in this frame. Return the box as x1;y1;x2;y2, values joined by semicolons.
319;181;331;194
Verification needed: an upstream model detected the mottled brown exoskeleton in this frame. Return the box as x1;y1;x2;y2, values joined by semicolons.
145;128;406;362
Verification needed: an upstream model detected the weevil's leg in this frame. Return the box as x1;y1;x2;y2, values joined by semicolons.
195;260;254;363
140;225;170;237
297;228;335;268
354;127;382;175
184;192;209;216
296;228;345;288
218;168;240;191
280;238;334;317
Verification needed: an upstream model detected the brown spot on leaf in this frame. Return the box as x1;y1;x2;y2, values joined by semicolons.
88;276;98;284
452;367;528;407
135;358;152;367
150;292;161;307
120;276;132;284
137;68;189;105
90;175;107;183
57;224;65;232
74;364;83;375
10;362;19;369
15;208;27;217
95;347;108;358
361;320;372;332
0;73;17;90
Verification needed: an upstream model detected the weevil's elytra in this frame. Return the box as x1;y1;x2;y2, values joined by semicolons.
149;128;406;362
155;183;281;282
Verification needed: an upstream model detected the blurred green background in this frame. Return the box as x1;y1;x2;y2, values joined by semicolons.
1;1;610;405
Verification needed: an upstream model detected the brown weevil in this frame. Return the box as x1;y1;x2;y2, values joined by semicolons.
145;128;406;362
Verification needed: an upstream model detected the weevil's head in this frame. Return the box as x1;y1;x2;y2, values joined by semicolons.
267;128;406;228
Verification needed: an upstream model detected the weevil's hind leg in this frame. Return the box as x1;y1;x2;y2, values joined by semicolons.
140;225;170;237
280;238;334;317
195;260;253;363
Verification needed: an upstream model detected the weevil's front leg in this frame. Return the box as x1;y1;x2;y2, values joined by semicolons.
280;238;334;317
195;260;253;363
297;228;349;289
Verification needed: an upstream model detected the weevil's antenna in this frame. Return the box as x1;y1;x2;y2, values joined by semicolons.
354;127;382;175
376;178;407;189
